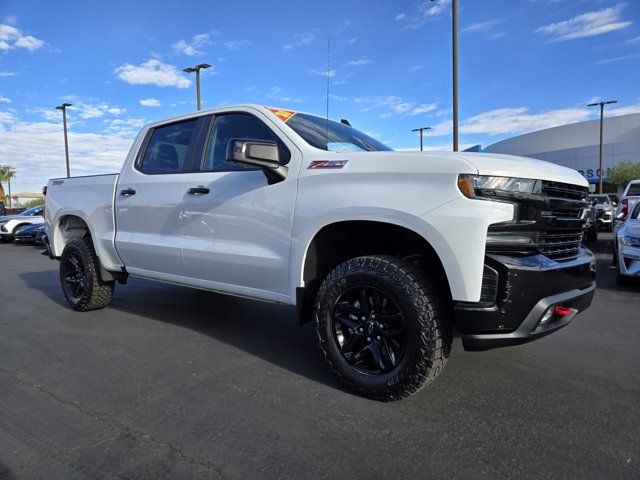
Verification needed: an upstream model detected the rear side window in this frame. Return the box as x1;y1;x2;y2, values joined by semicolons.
202;113;290;172
627;183;640;196
139;119;199;175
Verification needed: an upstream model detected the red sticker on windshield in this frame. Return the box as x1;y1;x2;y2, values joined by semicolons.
269;108;297;122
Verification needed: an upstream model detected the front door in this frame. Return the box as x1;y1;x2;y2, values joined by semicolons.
181;111;299;298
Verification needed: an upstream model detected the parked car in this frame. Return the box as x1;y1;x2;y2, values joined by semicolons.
589;194;615;232
44;105;596;401
617;180;640;219
0;205;45;243
13;223;45;244
613;199;640;284
583;201;598;242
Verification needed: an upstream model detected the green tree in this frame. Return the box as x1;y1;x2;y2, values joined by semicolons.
22;198;45;208
608;161;640;187
0;165;17;207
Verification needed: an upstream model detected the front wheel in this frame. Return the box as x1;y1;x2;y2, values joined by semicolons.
59;238;115;311
314;255;452;401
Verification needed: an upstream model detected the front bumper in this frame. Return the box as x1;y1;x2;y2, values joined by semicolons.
618;244;640;277
455;248;596;351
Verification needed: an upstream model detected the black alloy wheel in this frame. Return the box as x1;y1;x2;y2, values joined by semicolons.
63;252;87;301
331;286;407;375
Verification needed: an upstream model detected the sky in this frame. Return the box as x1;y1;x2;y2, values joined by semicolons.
0;0;639;193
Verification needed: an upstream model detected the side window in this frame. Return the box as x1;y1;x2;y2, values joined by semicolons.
139;118;199;175
202;113;290;172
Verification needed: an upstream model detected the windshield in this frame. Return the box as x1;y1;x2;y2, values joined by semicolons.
589;195;610;204
285;113;392;152
20;205;43;216
632;202;640;220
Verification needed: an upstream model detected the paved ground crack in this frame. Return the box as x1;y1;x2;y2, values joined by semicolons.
0;367;226;479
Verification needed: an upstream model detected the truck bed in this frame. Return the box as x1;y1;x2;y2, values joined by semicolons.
45;173;122;271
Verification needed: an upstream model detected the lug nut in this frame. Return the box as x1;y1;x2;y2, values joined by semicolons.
376;336;381;341
366;337;371;342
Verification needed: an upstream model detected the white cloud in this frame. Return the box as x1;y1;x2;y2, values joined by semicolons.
172;33;212;56
139;97;161;107
608;98;640;117
344;59;373;67
461;19;504;38
0;23;45;51
595;52;640;65
408;64;423;73
396;0;452;29
535;4;632;41
0;71;16;77
426;105;594;137
624;36;640;46
308;68;336;78
356;96;439;117
115;59;192;88
282;32;315;51
224;40;252;50
266;86;304;103
0;95;10;104
0;113;137;193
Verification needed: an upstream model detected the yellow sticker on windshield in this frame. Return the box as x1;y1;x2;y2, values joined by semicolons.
269;108;297;122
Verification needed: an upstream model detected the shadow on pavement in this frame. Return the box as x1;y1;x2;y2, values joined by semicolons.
19;269;345;394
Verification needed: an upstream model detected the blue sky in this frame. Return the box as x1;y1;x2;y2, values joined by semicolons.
1;0;639;193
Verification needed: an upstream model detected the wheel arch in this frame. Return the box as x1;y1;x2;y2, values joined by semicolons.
294;219;452;323
52;212;119;282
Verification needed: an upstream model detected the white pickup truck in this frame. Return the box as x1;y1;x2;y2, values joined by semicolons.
45;105;596;401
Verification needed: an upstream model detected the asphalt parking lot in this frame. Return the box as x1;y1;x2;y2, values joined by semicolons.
1;234;638;480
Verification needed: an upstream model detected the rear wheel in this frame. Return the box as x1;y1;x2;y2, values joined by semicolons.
314;255;452;401
59;238;114;311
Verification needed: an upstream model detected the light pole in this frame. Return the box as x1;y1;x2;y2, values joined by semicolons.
411;126;432;151
432;0;459;151
56;103;72;178
588;100;617;194
183;63;212;111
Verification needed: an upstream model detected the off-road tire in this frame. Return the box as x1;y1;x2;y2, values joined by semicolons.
314;255;453;401
59;237;114;311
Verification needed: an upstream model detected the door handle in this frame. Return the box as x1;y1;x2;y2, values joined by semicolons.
120;188;136;196
187;186;210;195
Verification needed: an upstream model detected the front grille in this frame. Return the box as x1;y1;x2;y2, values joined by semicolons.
487;180;590;262
542;181;589;200
538;230;583;260
547;208;583;219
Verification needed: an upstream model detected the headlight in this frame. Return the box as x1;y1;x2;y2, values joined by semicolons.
619;235;640;247
458;175;538;199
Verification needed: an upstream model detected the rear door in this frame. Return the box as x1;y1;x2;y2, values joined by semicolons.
115;116;207;277
181;111;299;298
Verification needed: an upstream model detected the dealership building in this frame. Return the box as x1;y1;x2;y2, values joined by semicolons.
483;113;640;193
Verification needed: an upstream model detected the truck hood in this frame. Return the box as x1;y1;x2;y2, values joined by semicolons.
326;151;588;187
450;152;588;187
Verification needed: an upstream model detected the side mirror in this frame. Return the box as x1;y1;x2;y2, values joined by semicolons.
612;202;617;207
616;212;626;221
226;139;288;183
591;199;598;206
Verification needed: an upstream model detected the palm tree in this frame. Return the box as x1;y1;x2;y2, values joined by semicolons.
0;165;17;208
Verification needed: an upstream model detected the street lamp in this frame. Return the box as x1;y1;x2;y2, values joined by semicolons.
411;126;432;151
183;63;212;111
588;100;617;194
431;0;458;151
56;102;72;178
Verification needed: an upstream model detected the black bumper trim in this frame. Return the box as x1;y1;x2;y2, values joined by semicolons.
461;282;595;351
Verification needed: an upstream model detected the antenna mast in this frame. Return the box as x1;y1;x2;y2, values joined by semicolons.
325;33;331;142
